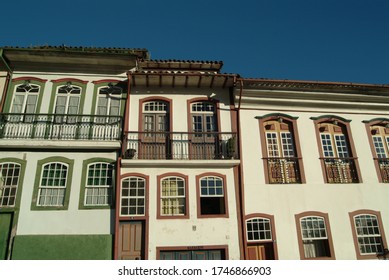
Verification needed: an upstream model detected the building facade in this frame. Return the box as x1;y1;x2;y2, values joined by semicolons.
236;79;389;260
0;46;388;260
0;46;148;259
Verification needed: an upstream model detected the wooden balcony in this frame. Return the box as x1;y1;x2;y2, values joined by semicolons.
124;131;239;160
0;113;122;141
265;157;302;184
322;158;359;183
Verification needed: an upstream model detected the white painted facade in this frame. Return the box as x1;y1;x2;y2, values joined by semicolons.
236;83;389;260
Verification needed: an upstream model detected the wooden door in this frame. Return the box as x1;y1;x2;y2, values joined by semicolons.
0;213;12;260
118;221;144;260
248;245;266;260
142;101;170;159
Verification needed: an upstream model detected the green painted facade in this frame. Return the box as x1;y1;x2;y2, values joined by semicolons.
11;234;113;260
0;213;13;260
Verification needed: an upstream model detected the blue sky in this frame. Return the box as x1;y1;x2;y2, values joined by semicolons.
1;0;388;84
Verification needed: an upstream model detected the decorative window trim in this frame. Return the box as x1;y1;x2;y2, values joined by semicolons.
4;77;47;114
187;97;221;134
157;173;189;219
311;115;362;183
48;79;88;115
349;209;387;260
258;113;305;184
244;213;278;260
196;173;229;218
363;118;389;183
78;158;116;210
119;173;149;218
139;96;173;132
295;211;335;260
91;80;126;118
0;158;26;211
31;157;74;211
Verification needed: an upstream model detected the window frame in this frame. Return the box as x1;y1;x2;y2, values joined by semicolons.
187;98;220;134
119;174;148;218
4;77;46;115
349;209;387;260
311;115;361;183
0;159;26;209
139;97;172;134
78;158;115;209
295;211;335;260
258;114;305;184
31;157;74;210
245;213;278;260
157;173;189;219
363;119;389;183
48;79;88;118
196;173;228;218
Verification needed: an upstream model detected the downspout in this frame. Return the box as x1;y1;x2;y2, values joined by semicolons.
114;156;122;260
238;78;243;110
0;49;12;112
122;72;132;156
236;78;246;259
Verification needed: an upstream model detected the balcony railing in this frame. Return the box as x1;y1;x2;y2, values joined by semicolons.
376;158;389;183
124;131;239;160
264;157;302;184
0;113;122;141
321;158;359;183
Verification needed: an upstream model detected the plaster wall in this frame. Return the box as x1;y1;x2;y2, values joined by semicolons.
120;165;241;260
129;87;233;133
2;151;117;235
239;103;389;259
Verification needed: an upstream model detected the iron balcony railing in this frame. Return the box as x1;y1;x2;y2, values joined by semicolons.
264;157;302;184
376;158;389;183
124;131;239;160
0;113;122;141
321;157;359;183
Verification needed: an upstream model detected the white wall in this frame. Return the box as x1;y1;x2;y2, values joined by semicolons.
120;165;241;260
239;103;389;259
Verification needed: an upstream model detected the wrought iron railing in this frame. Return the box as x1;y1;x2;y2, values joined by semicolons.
376;158;389;183
123;131;239;160
321;158;359;183
0;113;122;141
264;157;302;184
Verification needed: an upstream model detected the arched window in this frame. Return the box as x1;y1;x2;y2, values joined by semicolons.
364;119;389;182
295;212;335;259
245;214;277;260
189;100;219;159
38;162;68;206
54;83;81;123
10;81;40;122
84;162;114;206
197;175;227;217
95;84;122;123
0;163;21;207
191;101;217;134
139;99;171;159
258;114;304;184
312;116;360;183
158;175;188;218
246;218;272;242
349;210;387;259
120;177;146;216
11;82;39;114
143;100;169;135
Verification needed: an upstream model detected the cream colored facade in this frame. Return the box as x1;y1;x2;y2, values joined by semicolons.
236;80;389;260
